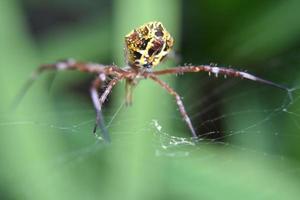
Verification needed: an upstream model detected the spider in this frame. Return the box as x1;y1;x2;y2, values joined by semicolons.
18;21;291;142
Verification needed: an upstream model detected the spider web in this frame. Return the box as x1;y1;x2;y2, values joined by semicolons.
2;74;300;166
2;72;300;200
152;79;299;158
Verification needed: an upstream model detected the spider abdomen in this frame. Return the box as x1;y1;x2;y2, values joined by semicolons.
125;21;174;69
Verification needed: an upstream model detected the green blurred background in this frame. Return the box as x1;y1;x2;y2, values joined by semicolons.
1;0;300;199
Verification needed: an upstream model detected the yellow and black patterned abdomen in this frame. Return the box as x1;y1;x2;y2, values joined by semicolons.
125;21;174;69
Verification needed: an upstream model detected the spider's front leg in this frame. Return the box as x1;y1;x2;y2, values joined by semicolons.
148;74;197;138
90;75;123;142
13;59;124;109
152;65;291;92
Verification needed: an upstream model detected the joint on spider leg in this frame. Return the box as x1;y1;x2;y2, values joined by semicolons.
55;58;76;70
98;73;106;82
211;67;220;77
175;95;183;106
89;63;105;69
239;72;257;81
55;61;68;70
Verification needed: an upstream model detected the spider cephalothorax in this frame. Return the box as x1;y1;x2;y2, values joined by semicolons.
125;21;174;69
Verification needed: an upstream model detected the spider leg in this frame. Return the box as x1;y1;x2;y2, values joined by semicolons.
152;65;291;93
90;77;110;142
148;74;197;138
125;79;137;106
91;75;123;142
12;59;124;109
40;59;125;74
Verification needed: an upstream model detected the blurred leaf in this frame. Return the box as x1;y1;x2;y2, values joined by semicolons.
220;0;300;62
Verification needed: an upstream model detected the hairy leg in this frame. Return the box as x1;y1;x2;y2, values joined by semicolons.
149;74;197;138
151;65;291;91
13;59;125;109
